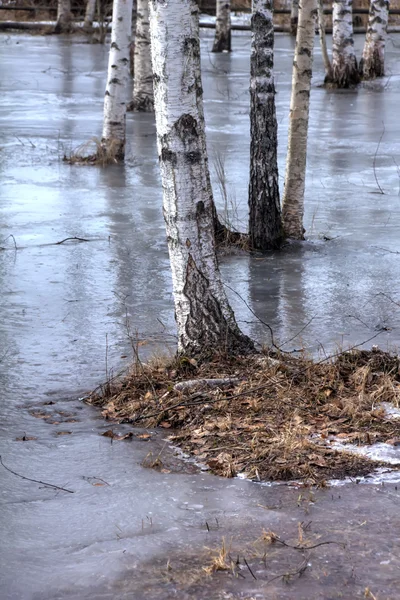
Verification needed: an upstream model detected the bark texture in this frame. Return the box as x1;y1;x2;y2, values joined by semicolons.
360;0;389;79
149;0;254;357
130;0;137;76
83;0;96;28
282;0;317;240
318;0;333;80
102;0;133;160
330;0;360;87
212;0;232;52
55;0;73;32
248;0;282;252
290;0;299;35
131;0;154;111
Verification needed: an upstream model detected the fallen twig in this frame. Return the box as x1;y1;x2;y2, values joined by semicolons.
174;378;241;393
55;237;90;245
274;538;345;551
0;455;74;493
267;557;309;584
243;557;257;580
0;234;17;251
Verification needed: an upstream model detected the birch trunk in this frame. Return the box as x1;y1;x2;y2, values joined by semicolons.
331;0;360;87
102;0;133;160
318;0;333;80
212;0;232;52
55;0;73;33
248;0;282;251
360;0;389;79
290;0;299;35
282;0;317;240
84;0;96;28
130;0;137;76
131;0;154;111
149;0;254;357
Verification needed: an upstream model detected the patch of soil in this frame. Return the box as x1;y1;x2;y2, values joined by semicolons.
87;348;400;484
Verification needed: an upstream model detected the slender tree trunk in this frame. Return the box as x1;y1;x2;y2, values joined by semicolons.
282;0;317;240
131;0;154;111
84;0;96;28
330;0;360;87
102;0;133;160
248;0;282;252
130;0;137;76
290;0;299;35
149;0;254;357
55;0;73;33
318;0;333;80
212;0;232;52
360;0;389;79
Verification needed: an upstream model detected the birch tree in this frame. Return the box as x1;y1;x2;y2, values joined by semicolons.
101;0;133;160
212;0;232;52
317;0;333;80
290;0;299;35
248;0;282;251
131;0;154;111
149;0;254;357
330;0;359;87
55;0;73;33
282;0;317;239
360;0;389;79
83;0;96;29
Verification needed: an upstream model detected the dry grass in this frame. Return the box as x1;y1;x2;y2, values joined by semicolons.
63;137;123;166
88;348;400;484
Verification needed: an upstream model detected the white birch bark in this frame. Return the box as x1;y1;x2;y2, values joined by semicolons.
212;0;232;52
318;0;333;80
282;0;317;240
290;0;299;35
360;0;389;79
55;0;73;32
131;0;154;112
84;0;96;28
248;0;282;251
331;0;360;87
149;0;254;356
101;0;133;160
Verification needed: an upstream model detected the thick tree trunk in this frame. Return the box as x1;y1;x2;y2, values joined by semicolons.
360;0;389;79
131;0;154;111
290;0;299;35
149;0;254;357
282;0;317;240
55;0;73;33
102;0;133;160
318;0;333;80
212;0;232;52
248;0;282;252
330;0;360;87
83;0;96;28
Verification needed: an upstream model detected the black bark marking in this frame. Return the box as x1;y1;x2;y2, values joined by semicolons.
182;255;254;357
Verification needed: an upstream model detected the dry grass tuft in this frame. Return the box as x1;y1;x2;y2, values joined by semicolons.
88;348;400;483
63;137;123;166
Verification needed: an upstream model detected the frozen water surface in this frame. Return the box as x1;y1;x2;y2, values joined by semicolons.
1;30;400;599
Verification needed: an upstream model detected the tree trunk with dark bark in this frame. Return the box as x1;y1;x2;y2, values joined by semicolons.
248;0;282;251
149;0;254;357
290;0;299;35
55;0;73;33
212;0;232;52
